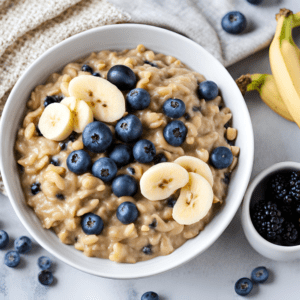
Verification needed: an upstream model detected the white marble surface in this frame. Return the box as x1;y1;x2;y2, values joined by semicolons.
1;1;300;299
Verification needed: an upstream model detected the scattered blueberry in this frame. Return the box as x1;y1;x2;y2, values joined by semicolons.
149;219;157;229
14;236;32;254
92;157;118;182
31;182;41;195
115;114;143;143
112;175;138;197
221;11;247;34
144;60;158;67
163;120;187;146
38;256;52;270
127;167;135;175
4;251;20;268
184;112;191;120
50;158;60;166
56;193;65;200
82;121;113;153
133;139;156;163
81;213;104;235
109;144;132;167
167;197;177;208
141;291;159;300
0;230;9;249
198;80;219;101
234;277;253;296
246;0;264;4
210;147;233;169
67;150;92;175
126;88;151;110
153;153;167;165
142;245;152;255
38;270;54;286
68;131;78;142
116;201;139;224
163;98;186;118
92;72;101;77
43;96;60;108
251;266;269;283
107;65;136;90
81;64;93;73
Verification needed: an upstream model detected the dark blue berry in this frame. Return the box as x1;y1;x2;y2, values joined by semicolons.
68;131;78;142
126;88;151;110
38;256;52;270
92;72;101;77
163;98;186;118
81;213;104;235
167;197;177;208
184;112;191;120
116;201;139;224
14;236;32;254
4;251;20;268
144;60;158;67
153;153;167;165
81;64;93;73
82;121;113;153
142;245;152;255
107;65;136;91
31;182;41;195
198;81;219;101
59;142;67;150
56;193;65;200
43;96;59;108
133;139;156;163
210;147;233;169
127;167;135;175
163;120;187;146
38;270;54;286
251;266;269;283
0;230;9;249
92;157;118;182
115;114;143;143
246;0;264;4
234;277;253;296
112;175;138;197
222;11;247;34
50;158;60;166
141;291;159;300
109;144;132;167
67;150;92;175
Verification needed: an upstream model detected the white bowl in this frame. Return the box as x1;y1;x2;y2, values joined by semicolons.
242;162;300;261
0;24;254;279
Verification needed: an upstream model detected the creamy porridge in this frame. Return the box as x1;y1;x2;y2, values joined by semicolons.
15;45;239;263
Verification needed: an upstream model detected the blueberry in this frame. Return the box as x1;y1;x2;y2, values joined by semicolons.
126;88;151;110
56;193;65;200
81;213;104;235
167;197;177;208
141;291;159;300
59;142;67;150
92;157;118;182
50;158;60;166
116;201;139;224
0;230;9;249
184;112;191;120
210;146;233;169
198;81;219;101
92;72;101;77
163;120;187;146
38;256;52;270
251;266;269;283
153;153;167;165
221;11;247;34
31;182;41;195
107;65;136;91
234;277;253;296
82;121;113;153
115;114;143;143
112;175;138;197
133;139;156;163
4;251;20;268
163;98;186;118
142;245;152;255
68;131;78;142
67;150;92;175
14;236;32;254
144;60;158;68
246;0;264;4
109;144;133;167
81;64;93;73
38;270;54;286
43;96;59;107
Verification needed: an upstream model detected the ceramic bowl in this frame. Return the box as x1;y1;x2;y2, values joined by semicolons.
242;162;300;261
0;24;254;278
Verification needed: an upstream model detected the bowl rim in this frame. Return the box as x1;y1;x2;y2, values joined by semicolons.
0;23;254;278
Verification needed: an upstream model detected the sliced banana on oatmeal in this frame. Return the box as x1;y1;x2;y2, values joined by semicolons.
172;172;213;225
61;97;93;133
174;156;214;187
140;162;189;201
68;75;125;123
38;103;73;141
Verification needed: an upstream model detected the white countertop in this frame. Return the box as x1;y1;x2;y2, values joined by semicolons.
1;3;300;299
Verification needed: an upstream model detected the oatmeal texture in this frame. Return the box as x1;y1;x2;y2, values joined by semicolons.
15;45;239;263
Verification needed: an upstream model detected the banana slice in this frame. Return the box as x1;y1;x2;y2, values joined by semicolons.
173;172;213;225
38;103;73;141
140;162;189;201
174;156;214;187
61;97;93;133
68;75;125;123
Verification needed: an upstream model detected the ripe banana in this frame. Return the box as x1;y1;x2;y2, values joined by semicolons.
68;75;126;123
236;74;293;122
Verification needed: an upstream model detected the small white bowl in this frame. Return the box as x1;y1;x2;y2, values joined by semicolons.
242;162;300;261
0;24;254;278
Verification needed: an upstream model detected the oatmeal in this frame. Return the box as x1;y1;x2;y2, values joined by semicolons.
15;45;239;263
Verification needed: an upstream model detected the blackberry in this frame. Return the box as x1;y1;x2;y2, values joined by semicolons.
283;222;298;244
269;173;288;202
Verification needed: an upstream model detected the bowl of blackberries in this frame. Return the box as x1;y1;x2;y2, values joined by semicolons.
242;162;300;261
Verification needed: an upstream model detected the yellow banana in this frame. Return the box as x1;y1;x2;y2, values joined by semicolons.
236;74;293;122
